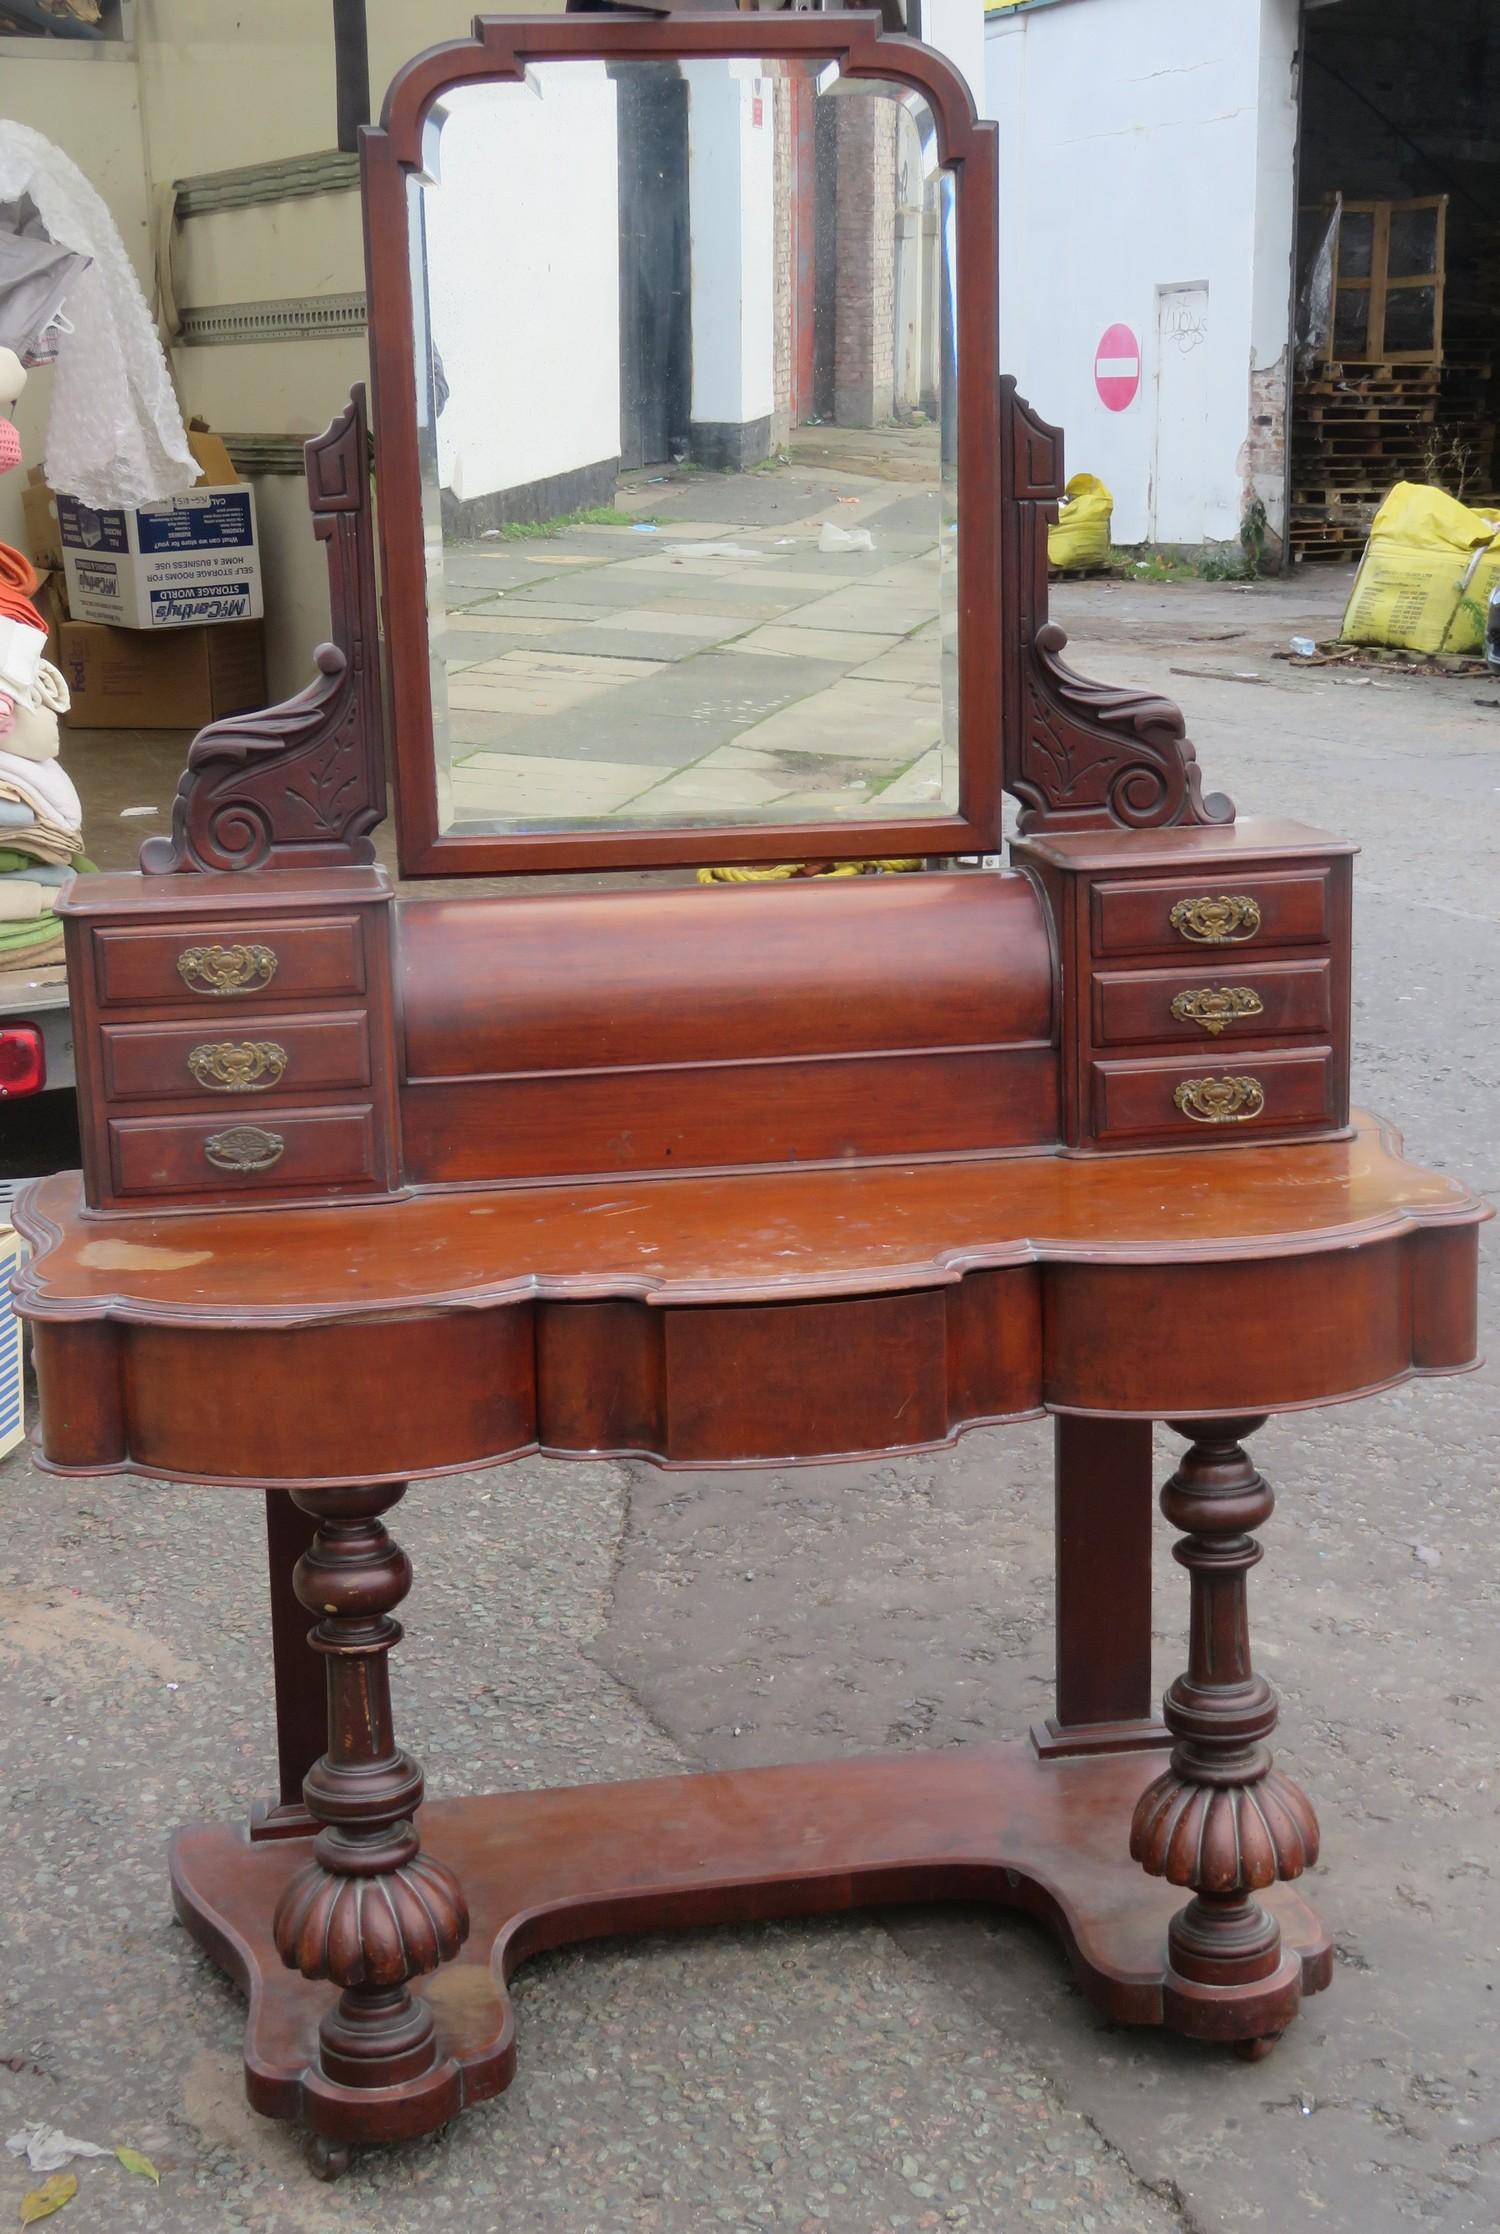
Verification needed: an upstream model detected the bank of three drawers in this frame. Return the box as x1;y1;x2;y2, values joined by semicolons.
1013;823;1354;1152
59;869;399;1212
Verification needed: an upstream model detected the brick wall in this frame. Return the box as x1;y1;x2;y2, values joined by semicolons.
832;97;898;428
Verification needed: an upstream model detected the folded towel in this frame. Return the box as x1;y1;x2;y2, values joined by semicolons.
0;917;64;958
0;749;80;828
0;856;68;883
0;878;55;921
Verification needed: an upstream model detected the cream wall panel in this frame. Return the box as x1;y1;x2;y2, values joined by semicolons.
0;51;150;553
172;197;363;308
133;0;334;177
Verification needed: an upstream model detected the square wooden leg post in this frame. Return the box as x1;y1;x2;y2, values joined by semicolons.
1032;1415;1169;1759
251;1488;323;1840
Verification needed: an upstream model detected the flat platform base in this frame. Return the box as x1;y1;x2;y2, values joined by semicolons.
171;1743;1333;2148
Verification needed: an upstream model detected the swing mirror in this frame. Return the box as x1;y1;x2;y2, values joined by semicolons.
366;15;1001;874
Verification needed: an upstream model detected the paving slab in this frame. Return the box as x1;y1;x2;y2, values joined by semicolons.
774;586;936;637
739;674;942;762
736;623;904;665
449;751;661;818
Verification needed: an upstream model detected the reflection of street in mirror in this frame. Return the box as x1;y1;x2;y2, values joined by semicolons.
412;57;959;831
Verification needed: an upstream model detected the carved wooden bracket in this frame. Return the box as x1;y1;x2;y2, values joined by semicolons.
998;377;1233;836
141;388;386;875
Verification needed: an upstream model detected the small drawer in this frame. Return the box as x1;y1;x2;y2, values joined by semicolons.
107;1104;378;1199
99;1012;372;1103
1092;959;1333;1049
1089;1047;1336;1145
1090;870;1331;959
92;916;366;1008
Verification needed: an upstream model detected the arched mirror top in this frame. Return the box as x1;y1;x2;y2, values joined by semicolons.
362;8;1003;876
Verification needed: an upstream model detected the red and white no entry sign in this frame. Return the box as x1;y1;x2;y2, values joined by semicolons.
1094;323;1141;412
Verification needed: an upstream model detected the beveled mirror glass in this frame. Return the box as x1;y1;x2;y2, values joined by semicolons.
408;59;956;837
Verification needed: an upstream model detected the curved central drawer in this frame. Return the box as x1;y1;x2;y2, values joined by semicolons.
397;872;1060;1181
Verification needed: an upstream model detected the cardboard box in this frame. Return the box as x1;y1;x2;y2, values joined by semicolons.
30;571;66;664
59;619;266;730
21;468;62;575
59;480;262;631
26;431;233;586
185;425;237;485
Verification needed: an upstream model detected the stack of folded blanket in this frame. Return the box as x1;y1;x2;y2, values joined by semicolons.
0;751;88;971
0;545;88;971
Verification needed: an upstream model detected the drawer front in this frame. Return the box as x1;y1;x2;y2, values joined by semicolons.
107;1105;378;1199
1092;959;1333;1049
1090;870;1331;959
99;1012;371;1103
1090;1047;1336;1145
92;916;366;1008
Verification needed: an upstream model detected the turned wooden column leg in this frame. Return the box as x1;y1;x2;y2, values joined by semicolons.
271;1484;469;2091
1129;1418;1319;2030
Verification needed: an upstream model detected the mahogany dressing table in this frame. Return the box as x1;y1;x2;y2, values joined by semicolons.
14;8;1486;2179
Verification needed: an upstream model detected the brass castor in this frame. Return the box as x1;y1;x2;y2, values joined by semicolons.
306;2134;352;2181
1233;2033;1283;2063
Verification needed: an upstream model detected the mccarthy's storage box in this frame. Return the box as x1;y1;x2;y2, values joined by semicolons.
59;619;265;730
58;482;263;630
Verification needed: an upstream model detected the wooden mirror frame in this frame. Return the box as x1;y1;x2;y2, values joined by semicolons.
363;9;1002;877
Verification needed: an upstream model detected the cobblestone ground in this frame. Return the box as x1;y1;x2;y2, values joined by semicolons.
4;567;1496;2231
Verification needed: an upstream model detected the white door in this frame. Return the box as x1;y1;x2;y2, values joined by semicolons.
1151;284;1211;543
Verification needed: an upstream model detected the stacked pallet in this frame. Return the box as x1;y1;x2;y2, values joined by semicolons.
1290;356;1496;561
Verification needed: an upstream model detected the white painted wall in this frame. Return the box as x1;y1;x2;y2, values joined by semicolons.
423;68;620;502
983;0;1298;546
684;62;775;431
923;0;987;112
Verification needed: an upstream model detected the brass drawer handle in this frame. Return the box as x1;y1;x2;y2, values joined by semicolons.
1173;1075;1266;1125
188;1039;288;1092
176;942;278;996
204;1123;285;1172
1169;986;1264;1037
1169;895;1261;946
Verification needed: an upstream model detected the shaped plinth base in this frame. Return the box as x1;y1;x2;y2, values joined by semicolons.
171;1743;1332;2149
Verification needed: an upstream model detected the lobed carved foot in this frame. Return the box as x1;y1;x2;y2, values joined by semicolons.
1130;1419;1319;2007
271;1484;469;2092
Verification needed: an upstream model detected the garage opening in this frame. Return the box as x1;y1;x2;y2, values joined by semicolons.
1292;0;1500;562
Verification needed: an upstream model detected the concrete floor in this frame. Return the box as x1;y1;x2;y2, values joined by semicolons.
433;430;950;830
4;565;1499;2232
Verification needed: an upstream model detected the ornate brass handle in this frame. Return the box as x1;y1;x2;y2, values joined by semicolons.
1173;1075;1266;1125
176;942;278;996
187;1040;288;1093
1169;986;1264;1037
204;1124;285;1172
1168;895;1261;946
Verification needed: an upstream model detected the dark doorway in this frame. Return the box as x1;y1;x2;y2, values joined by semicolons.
614;64;691;472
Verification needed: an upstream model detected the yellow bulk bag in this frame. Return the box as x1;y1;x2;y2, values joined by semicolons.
1341;482;1500;656
1048;472;1113;572
1443;538;1500;656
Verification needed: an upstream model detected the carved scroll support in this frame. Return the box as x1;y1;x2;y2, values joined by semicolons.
1129;1420;1318;2045
998;377;1234;836
141;387;386;875
271;1483;468;2093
